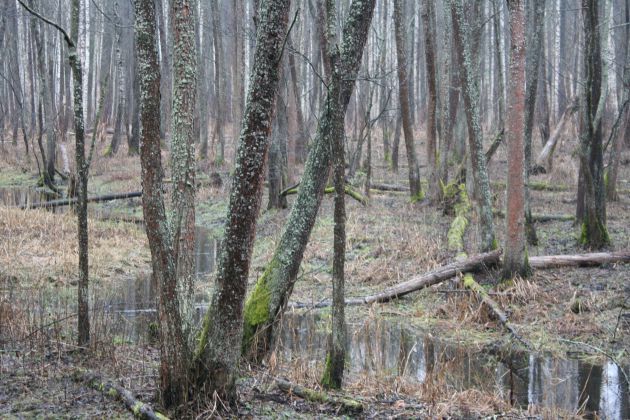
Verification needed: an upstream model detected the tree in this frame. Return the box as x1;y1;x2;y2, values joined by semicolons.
502;0;531;279
393;0;422;200
450;0;497;252
18;0;90;346
422;0;439;200
192;0;291;403
320;0;346;390
577;0;609;249
241;0;376;362
134;0;198;407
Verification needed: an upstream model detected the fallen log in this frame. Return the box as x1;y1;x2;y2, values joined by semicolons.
491;181;571;192
529;251;630;269
75;370;168;419
369;183;410;192
276;379;363;413
20;191;142;210
344;250;502;306
493;210;575;222
462;273;531;349
282;184;367;206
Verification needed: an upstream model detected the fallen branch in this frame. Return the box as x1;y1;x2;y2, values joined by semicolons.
491;181;571;192
528;251;630;268
462;274;531;349
75;370;168;419
369;183;410;192
343;250;502;306
276;379;363;413
20;191;142;209
282;184;367;205
493;210;575;222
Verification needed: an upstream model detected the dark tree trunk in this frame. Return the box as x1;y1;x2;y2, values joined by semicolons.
394;0;422;199
577;0;609;249
422;0;438;199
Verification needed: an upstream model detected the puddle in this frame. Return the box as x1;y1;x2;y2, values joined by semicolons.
276;313;630;419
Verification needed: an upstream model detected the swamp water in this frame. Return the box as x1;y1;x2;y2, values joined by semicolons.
2;189;628;418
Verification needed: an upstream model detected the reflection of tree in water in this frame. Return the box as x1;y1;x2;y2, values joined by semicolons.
273;314;628;418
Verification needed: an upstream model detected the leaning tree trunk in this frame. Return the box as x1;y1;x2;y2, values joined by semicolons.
450;0;497;252
577;0;609;249
502;0;531;280
135;0;190;408
393;0;422;199
192;0;290;404
241;0;376;362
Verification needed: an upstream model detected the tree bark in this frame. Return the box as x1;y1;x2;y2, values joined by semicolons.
241;0;376;363
394;0;422;199
135;0;190;407
503;0;531;279
192;0;290;404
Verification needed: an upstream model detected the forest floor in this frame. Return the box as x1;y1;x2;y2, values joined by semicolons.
0;127;629;418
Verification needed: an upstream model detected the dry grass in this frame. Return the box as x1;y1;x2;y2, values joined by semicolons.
0;206;148;284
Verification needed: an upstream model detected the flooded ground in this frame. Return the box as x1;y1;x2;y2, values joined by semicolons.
276;313;630;419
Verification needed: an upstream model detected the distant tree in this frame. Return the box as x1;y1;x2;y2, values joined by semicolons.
450;0;497;252
503;0;531;280
393;0;422;199
192;0;290;404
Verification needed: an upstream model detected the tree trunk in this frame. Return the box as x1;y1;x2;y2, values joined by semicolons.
192;0;290;404
450;0;497;252
107;2;125;157
135;0;190;408
321;0;346;390
577;0;609;249
422;0;438;199
170;0;198;353
394;0;422;199
210;0;226;164
503;0;531;279
241;0;376;363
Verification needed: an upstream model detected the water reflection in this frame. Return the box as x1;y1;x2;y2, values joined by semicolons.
277;313;630;419
0;187;62;212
